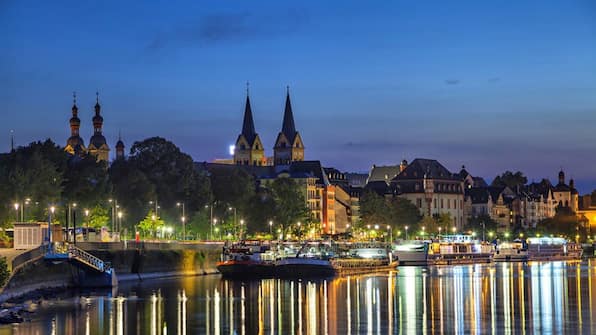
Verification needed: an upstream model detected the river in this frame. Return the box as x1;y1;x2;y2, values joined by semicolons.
2;259;595;334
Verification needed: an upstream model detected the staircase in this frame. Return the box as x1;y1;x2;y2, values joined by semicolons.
44;242;113;274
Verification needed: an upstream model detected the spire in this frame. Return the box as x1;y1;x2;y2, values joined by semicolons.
10;130;14;152
95;91;100;114
241;85;257;143
281;86;296;140
72;91;78;114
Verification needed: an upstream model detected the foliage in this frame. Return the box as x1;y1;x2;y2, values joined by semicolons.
463;214;499;238
535;212;587;238
129;137;210;214
0;257;9;287
245;189;276;234
62;155;110;206
137;210;165;236
269;178;310;236
491;171;527;189
109;159;157;226
0;140;65;225
359;190;391;227
360;191;421;233
86;205;110;229
209;166;254;218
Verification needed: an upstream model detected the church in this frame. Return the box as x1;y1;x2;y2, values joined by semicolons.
233;86;305;166
64;92;125;162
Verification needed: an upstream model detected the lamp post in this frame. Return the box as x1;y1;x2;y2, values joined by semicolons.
269;220;273;237
438;226;442;238
48;206;55;248
177;202;186;241
213;218;218;240
405;226;409;240
239;219;244;240
206;204;214;240
387;225;393;244
117;211;123;237
13;203;19;222
84;209;89;241
72;203;77;244
229;207;237;237
481;221;486;242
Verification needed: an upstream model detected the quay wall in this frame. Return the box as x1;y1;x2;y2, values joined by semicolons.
0;241;224;303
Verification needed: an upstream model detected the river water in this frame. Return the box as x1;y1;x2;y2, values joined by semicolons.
2;259;595;334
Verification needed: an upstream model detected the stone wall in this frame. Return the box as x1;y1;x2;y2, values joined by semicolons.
0;241;224;302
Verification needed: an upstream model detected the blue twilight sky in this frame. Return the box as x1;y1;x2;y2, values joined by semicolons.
1;1;596;192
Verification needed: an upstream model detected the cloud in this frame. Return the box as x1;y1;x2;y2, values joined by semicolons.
488;77;501;83
444;79;460;85
147;9;308;50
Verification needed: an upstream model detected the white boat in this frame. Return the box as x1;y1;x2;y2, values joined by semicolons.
525;237;582;261
394;235;494;266
275;241;397;277
494;241;528;262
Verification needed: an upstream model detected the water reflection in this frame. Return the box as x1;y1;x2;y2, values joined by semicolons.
2;260;596;334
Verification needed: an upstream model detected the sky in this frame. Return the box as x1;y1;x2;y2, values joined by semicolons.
1;1;596;192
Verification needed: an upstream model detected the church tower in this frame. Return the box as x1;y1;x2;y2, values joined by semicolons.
87;92;110;162
273;87;304;165
234;85;265;165
65;92;86;156
115;132;125;160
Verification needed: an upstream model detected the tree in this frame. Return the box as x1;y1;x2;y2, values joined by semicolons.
359;190;391;228
387;197;421;229
129;137;211;214
245;188;276;234
464;214;499;239
86;205;110;229
109;159;157;227
491;171;527;189
209;166;254;217
62;155;110;207
137;210;165;237
269;178;310;237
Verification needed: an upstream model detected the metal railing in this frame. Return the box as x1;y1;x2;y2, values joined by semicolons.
67;245;112;274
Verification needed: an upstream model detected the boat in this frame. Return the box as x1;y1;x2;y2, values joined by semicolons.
216;241;277;278
275;241;397;277
525;237;582;261
494;240;528;262
394;234;494;265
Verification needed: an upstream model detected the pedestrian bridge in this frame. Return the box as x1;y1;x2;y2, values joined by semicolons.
44;242;114;275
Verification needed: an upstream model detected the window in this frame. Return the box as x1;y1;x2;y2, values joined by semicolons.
417;198;422;208
415;183;420;191
434;199;437;208
441;199;444;208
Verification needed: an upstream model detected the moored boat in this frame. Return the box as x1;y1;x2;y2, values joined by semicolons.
494;240;528;262
394;235;494;266
216;241;276;278
275;241;397;277
525;237;582;261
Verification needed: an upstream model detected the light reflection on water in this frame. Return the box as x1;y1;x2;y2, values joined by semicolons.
1;259;596;334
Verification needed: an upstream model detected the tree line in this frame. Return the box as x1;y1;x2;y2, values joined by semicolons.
0;137;309;239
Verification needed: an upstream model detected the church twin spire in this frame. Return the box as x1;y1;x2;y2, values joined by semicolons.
233;84;304;166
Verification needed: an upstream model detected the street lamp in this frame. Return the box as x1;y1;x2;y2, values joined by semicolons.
239;219;244;240
269;220;273;237
177;202;186;241
48;206;56;247
438;226;442;237
213;218;218;240
117;211;123;235
228;207;237;237
405;225;409;240
13;203;19;222
387;225;393;244
84;209;90;241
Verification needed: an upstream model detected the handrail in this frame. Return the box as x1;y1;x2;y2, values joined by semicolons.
68;245;112;274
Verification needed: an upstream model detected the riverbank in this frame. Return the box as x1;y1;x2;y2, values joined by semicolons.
0;241;224;305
